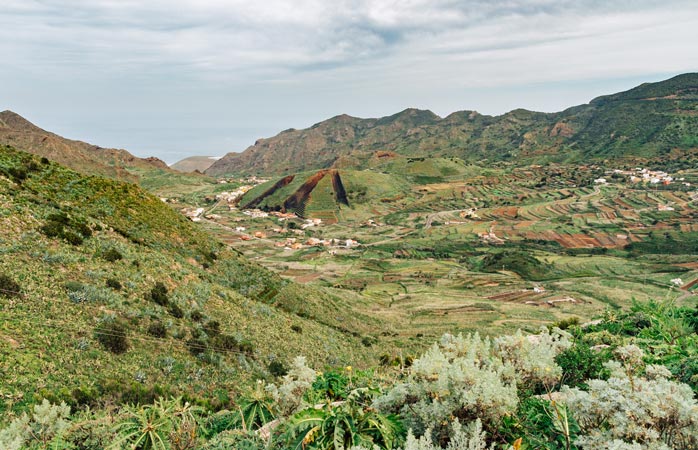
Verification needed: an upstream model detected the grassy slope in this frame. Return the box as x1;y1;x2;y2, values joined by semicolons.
0;145;387;414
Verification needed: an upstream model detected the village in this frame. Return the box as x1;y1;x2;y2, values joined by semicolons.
596;167;691;187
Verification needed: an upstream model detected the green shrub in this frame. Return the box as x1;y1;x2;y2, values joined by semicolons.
310;371;348;401
237;339;254;355
147;321;167;338
555;340;610;389
149;282;169;306
40;212;91;245
190;310;204;322
269;361;288;377
40;220;64;238
168;302;184;318
62;230;84;245
291;324;302;333
106;278;122;290
102;248;123;262
0;274;21;298
212;334;237;351
362;335;377;347
203;320;221;337
94;318;129;354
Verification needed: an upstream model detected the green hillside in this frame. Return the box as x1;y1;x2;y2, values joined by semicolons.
207;73;698;176
0;145;387;414
240;168;411;221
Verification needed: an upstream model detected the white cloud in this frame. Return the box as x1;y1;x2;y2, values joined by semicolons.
3;0;697;82
1;0;697;159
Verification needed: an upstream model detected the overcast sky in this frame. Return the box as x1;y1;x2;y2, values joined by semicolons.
2;0;697;164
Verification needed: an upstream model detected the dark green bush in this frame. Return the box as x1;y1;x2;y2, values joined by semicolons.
552;316;581;330
147;321;167;338
94;319;129;354
361;336;376;347
203;320;221;337
106;278;122;290
0;274;21;298
8;166;27;182
40;212;91;245
102;248;123;262
555;340;610;389
213;334;237;351
63;231;84;246
73;221;92;238
237;339;254;355
291;324;302;333
40;220;64;238
149;282;169;306
268;361;288;377
190;310;204;322
168;302;184;318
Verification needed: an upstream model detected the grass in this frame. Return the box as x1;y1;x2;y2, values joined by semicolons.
5;136;698;417
0;145;399;415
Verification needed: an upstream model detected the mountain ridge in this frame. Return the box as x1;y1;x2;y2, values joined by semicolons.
0;110;170;182
206;73;698;176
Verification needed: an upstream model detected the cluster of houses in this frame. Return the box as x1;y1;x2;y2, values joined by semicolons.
596;168;690;187
478;227;505;244
217;176;269;185
271;237;359;250
215;185;254;203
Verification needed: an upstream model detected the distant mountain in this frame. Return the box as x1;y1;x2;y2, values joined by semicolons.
207;73;698;176
0;110;169;182
170;155;220;173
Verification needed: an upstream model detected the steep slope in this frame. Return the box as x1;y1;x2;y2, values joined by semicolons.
0;145;384;413
0;110;168;182
207;73;698;176
240;168;412;222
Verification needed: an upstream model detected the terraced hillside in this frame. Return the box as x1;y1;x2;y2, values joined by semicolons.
207;73;698;176
194;157;698;340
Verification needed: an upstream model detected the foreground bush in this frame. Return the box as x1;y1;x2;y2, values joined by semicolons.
374;328;571;445
563;345;698;450
0;400;71;450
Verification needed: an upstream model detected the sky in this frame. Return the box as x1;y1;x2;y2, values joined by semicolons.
2;1;698;164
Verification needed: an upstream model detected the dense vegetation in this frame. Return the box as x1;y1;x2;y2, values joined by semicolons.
0;145;386;418
2;298;697;449
3;72;698;449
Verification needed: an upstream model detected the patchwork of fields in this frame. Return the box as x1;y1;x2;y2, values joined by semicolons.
186;162;698;342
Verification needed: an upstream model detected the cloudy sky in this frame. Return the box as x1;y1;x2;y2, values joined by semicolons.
2;0;697;163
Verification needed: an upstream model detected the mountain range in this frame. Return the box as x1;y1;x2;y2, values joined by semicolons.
206;73;698;177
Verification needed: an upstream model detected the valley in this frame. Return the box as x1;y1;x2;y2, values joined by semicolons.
177;157;698;342
2;72;698;449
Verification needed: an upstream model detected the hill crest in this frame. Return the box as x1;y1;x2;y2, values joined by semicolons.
0;110;169;181
206;73;698;176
